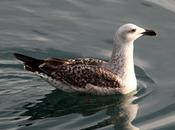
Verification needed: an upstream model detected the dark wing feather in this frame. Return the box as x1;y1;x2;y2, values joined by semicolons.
44;57;105;66
39;61;121;88
14;53;120;89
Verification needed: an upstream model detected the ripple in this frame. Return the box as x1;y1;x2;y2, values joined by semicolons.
17;91;138;130
0;58;155;130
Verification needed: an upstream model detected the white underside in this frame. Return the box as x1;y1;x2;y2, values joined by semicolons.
35;72;75;92
34;72;136;95
121;77;137;94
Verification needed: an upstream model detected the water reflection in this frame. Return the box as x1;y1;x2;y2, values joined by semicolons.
21;90;139;130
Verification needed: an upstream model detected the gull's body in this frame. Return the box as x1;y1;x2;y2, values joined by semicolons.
14;23;156;95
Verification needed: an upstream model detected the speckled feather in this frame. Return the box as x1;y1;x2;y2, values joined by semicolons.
14;53;122;94
14;23;155;94
39;58;121;89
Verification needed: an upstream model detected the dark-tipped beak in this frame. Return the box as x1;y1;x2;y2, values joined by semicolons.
142;29;157;36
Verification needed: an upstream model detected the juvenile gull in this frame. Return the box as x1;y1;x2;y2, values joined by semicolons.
14;23;156;95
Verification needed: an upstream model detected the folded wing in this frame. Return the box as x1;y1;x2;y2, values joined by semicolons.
14;53;122;91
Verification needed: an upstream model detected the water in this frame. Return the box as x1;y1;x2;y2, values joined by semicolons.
0;0;175;130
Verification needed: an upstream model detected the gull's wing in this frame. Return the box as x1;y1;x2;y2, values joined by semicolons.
14;53;122;93
39;60;121;89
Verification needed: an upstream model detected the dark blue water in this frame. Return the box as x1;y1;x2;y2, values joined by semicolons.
0;0;175;130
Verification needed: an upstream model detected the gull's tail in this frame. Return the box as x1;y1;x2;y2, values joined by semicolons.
13;53;44;72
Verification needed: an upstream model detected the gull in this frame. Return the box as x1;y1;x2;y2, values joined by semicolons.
14;23;156;95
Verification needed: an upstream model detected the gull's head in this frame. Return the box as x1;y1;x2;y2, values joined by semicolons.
116;23;156;43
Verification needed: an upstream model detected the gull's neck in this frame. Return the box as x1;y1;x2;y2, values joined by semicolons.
109;38;136;83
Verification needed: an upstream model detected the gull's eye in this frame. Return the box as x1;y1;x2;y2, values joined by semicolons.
130;29;136;33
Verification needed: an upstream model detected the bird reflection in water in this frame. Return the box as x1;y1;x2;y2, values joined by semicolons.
20;90;139;130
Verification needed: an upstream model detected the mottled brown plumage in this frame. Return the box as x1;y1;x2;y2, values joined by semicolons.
14;53;122;94
40;59;120;88
13;23;156;95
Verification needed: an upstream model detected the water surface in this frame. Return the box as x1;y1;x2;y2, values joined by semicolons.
0;0;175;130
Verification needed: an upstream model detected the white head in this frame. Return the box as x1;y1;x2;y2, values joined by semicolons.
116;23;156;43
110;24;156;94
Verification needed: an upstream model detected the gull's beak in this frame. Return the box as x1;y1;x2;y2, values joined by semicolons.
142;29;157;36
